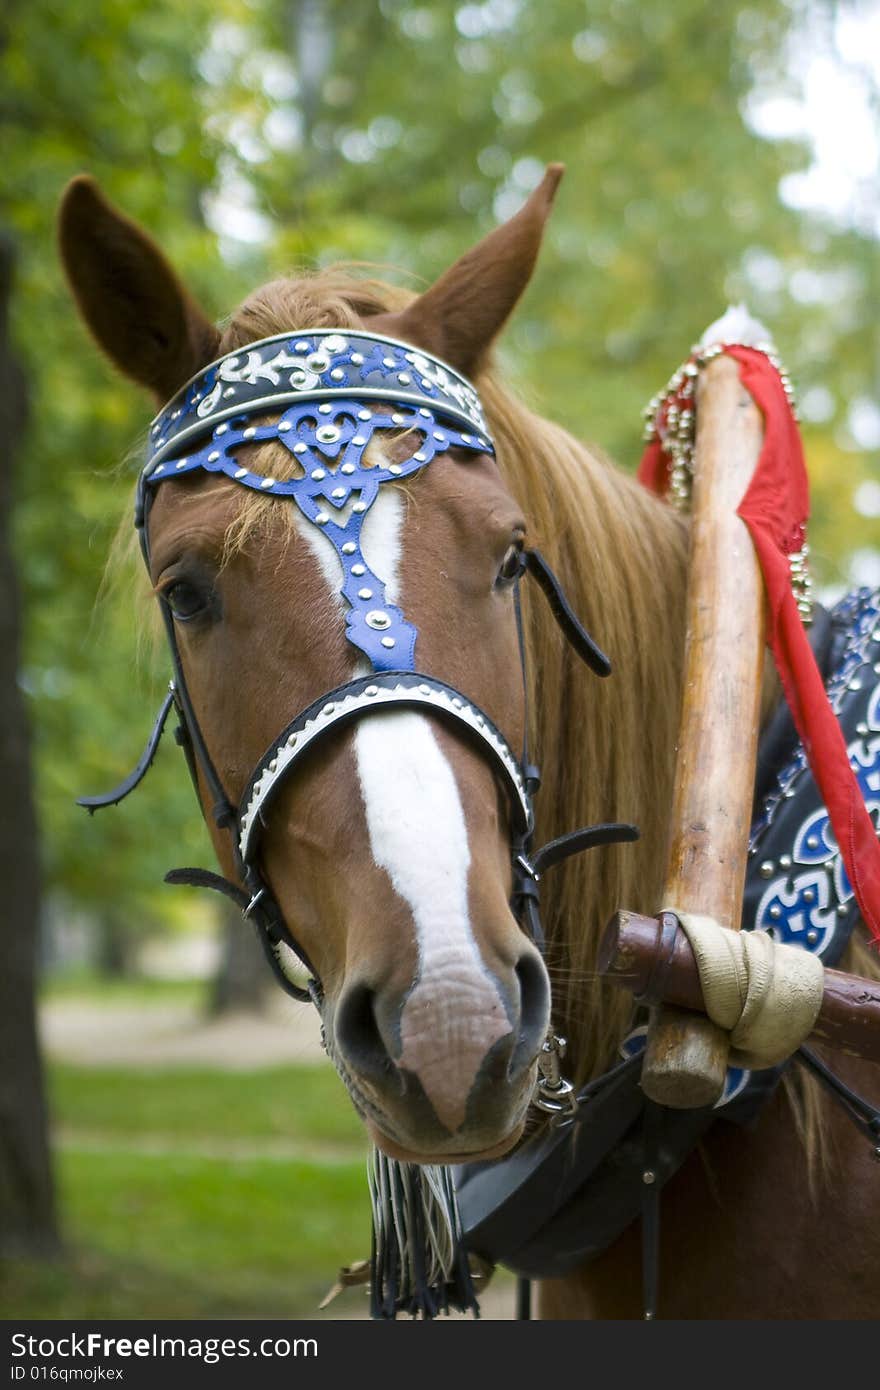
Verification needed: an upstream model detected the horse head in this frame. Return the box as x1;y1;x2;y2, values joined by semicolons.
58;169;570;1164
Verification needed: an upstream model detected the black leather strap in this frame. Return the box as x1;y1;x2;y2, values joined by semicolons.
77;688;176;812
525;549;611;678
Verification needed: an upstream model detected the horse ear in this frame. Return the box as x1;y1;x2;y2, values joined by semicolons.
369;164;564;376
57;175;221;403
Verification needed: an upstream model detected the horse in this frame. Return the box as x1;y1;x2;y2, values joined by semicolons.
57;165;880;1319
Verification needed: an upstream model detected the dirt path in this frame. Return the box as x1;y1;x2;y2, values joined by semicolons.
40;993;325;1068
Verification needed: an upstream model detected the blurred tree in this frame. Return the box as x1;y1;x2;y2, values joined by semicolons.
0;233;57;1255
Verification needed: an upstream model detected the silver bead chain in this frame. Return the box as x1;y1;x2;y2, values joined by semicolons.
641;341;812;624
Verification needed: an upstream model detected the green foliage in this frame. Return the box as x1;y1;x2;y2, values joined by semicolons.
3;0;878;927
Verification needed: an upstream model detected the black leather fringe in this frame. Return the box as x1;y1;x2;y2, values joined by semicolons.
367;1150;480;1319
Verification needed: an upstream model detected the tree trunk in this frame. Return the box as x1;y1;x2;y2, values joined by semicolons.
0;233;58;1254
208;901;273;1015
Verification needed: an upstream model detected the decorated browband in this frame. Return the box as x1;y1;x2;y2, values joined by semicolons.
137;331;495;671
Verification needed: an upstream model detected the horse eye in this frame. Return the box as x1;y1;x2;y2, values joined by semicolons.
496;541;525;586
163;579;210;622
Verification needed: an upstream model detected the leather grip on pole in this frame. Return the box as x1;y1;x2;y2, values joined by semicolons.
640;354;767;1108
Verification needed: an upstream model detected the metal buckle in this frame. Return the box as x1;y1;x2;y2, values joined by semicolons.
533;1032;578;1118
244;887;266;917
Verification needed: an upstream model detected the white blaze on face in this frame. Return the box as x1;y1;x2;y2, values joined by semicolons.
294;474;512;1133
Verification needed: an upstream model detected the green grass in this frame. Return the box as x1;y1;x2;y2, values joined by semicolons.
1;1060;374;1320
41;971;207;1008
49;1064;367;1150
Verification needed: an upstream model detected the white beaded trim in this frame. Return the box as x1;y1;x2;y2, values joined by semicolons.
238;681;530;860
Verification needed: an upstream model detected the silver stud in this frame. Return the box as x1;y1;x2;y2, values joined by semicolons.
413;452;427;463
365;610;391;630
420;379;431;389
224;387;236;397
268;758;277;773
419;409;431;418
278;421;291;432
342;542;356;555
293;443;307;454
838;903;849;915
341;463;355;475
849;677;863;691
391;413;405;425
175;460;188;470
208;451;220;462
351;563;365;575
389;463;402;475
398;373;411;384
358;588;373;600
352;436;366;447
316;425;340;444
351;352;364;365
287;733;298;748
452;698;463;709
857;722;869;736
476;716;485;727
243;427;256;439
331;487;346;500
358;410;371;421
382;356;395;368
294;341;309;353
153;464;165;475
780;854;792;869
323;702;335;715
323;334;347;352
642;1170;656;1186
315;511;330;525
311;468;326;481
261;477;275;489
806;835;820;850
307;353;330;373
433;432;445;442
769;905;782;920
418;684;431;696
352;501;366;514
234;468;248;479
318;403;332;415
330;368;345;381
806;929;819;944
381;636;396;648
216;423;228;435
760;861;775;878
365;685;378;697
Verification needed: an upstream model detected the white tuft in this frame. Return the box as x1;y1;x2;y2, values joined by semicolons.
699;303;772;350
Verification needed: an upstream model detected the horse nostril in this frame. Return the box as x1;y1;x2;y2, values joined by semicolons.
512;947;551;1071
334;981;393;1081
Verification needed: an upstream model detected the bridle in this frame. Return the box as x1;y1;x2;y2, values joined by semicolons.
81;328;637;1077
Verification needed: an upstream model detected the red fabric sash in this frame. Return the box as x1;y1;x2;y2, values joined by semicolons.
639;345;880;945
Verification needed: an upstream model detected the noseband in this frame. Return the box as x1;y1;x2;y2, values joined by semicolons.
82;328;636;1043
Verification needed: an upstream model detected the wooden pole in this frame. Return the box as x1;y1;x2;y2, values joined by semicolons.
600;910;880;1067
640;354;767;1108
